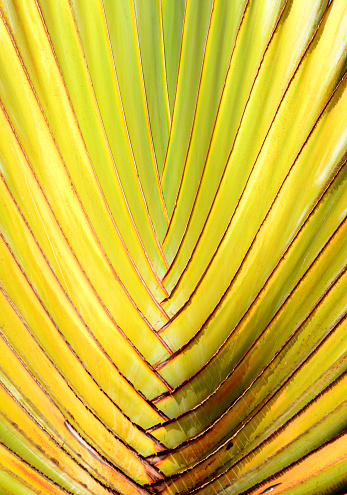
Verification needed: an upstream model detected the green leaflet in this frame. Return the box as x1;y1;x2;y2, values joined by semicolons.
163;0;328;289
0;0;346;493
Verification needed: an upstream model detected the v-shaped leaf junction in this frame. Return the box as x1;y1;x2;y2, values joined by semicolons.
0;1;346;494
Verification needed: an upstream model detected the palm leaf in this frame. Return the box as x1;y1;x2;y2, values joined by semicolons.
0;0;346;494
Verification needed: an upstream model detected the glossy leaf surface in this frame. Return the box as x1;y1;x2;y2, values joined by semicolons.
0;1;346;494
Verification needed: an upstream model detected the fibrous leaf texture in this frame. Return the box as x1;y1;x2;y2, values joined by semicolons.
0;0;346;494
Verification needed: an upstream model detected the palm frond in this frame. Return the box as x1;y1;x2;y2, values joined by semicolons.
0;0;346;494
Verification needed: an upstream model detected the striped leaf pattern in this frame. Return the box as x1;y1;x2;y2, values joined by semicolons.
0;0;346;494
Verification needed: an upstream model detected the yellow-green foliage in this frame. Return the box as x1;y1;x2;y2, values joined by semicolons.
0;1;346;494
